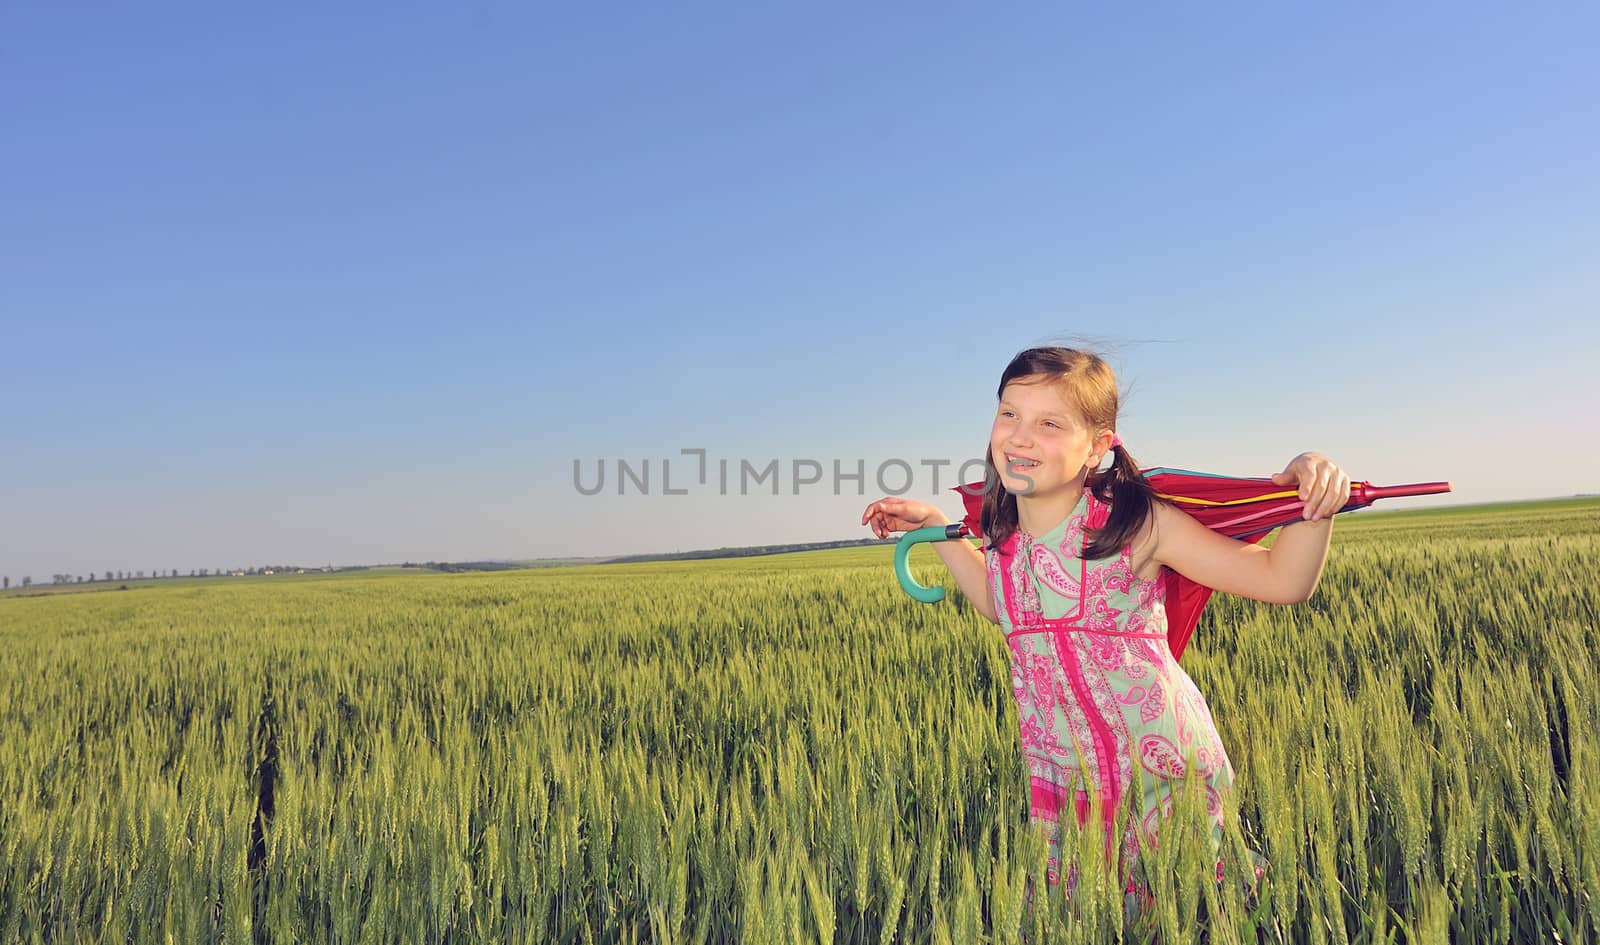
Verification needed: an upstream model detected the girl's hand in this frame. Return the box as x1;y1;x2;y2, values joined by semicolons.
1269;452;1352;521
861;497;950;538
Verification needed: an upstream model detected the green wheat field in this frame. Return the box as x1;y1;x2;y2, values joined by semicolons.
2;498;1597;944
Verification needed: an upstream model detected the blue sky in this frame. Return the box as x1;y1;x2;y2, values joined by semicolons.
3;3;1596;580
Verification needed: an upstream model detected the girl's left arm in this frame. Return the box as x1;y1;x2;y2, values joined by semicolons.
1149;452;1351;605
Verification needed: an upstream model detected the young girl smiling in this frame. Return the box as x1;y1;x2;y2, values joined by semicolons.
861;345;1350;896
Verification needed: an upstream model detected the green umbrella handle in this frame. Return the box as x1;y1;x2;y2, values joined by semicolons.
893;523;971;603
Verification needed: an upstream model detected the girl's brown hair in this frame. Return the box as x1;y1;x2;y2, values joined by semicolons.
978;346;1166;559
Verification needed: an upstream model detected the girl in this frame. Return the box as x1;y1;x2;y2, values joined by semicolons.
860;346;1350;899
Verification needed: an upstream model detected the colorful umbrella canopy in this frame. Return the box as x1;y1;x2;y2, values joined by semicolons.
898;468;1451;660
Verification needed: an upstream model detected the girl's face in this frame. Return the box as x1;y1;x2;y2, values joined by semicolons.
989;378;1107;496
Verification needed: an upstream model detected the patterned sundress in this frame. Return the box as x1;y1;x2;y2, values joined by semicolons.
987;486;1236;892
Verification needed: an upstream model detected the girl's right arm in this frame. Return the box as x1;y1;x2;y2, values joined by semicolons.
863;498;999;624
931;533;999;624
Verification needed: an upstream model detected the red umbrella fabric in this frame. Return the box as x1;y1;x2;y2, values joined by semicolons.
954;468;1451;660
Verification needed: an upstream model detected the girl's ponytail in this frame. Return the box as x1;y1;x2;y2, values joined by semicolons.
978;445;1019;553
1083;441;1160;561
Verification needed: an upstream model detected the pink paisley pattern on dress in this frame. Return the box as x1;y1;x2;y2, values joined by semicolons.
1138;677;1167;725
1050;630;1132;805
987;487;1236;890
1010;650;1075;757
1003;547;1041;616
1028;542;1082;602
1138;732;1222;780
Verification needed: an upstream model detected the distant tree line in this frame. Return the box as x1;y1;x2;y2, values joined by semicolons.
407;561;529;573
1;541;907;592
1;564;347;592
603;536;887;565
